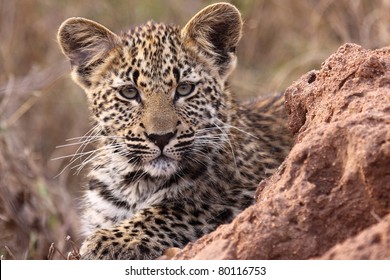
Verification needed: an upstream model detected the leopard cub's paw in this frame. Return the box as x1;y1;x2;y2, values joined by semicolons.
79;229;116;260
80;228;160;260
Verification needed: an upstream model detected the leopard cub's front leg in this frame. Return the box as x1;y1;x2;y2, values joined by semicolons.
80;203;226;260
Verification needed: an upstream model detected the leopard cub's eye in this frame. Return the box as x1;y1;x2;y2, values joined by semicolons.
118;86;139;100
175;82;195;97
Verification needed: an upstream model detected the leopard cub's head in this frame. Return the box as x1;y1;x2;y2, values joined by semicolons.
58;3;242;178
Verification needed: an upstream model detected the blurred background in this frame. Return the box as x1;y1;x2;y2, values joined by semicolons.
1;0;390;259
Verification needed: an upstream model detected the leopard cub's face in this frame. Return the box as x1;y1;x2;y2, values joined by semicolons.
58;4;242;178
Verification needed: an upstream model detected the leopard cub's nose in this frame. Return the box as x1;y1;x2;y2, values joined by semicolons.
145;132;175;151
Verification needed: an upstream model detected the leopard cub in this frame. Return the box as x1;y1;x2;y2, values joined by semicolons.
57;2;292;259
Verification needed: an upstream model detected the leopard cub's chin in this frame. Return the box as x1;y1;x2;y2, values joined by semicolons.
144;156;179;178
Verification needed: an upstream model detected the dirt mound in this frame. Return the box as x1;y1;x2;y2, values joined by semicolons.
172;43;390;260
319;213;390;259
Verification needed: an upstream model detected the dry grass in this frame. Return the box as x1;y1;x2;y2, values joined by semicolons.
1;0;390;259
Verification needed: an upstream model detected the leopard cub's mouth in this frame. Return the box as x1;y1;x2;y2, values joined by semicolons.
144;154;179;178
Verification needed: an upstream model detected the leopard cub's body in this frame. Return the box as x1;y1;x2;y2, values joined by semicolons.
58;3;292;259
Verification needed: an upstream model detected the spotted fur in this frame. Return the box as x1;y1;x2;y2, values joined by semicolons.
57;2;292;259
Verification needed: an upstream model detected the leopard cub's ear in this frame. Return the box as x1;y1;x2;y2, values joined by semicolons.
57;17;119;68
181;2;243;77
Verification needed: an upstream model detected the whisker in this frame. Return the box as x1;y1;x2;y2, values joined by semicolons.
215;118;259;140
54;145;110;178
65;134;125;140
213;121;237;168
73;141;125;175
51;148;102;161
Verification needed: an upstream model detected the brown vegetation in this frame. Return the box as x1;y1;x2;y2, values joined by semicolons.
1;0;390;259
